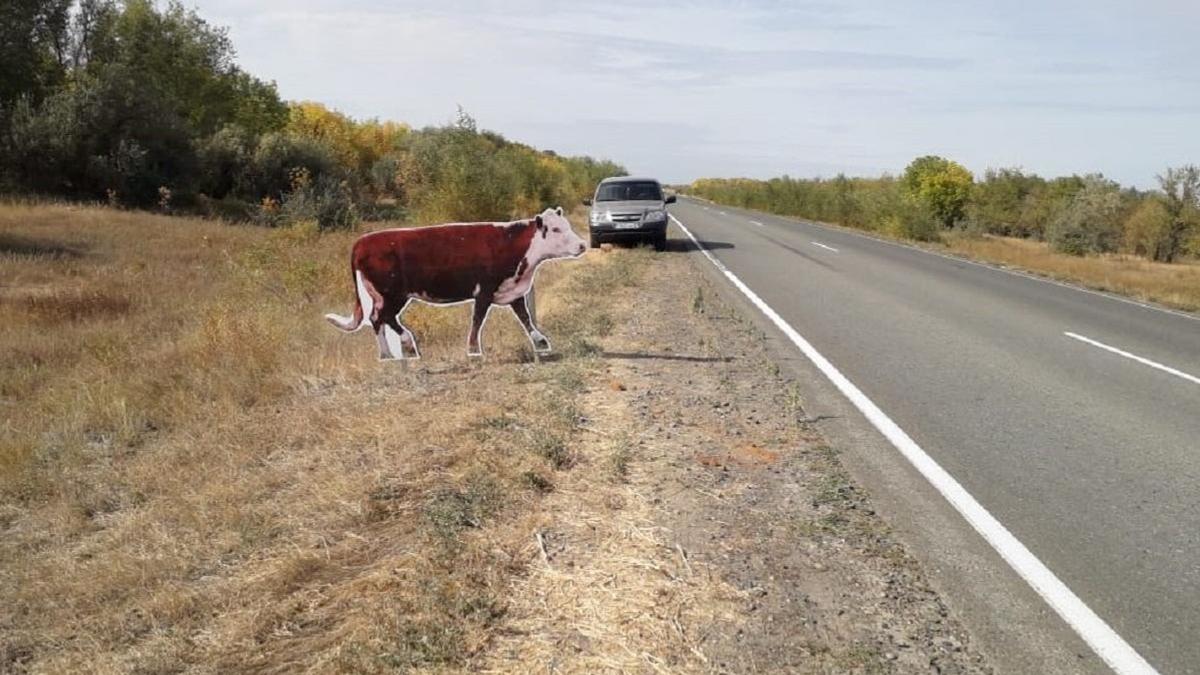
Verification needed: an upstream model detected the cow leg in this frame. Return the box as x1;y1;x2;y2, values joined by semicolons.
387;302;420;359
467;298;492;357
511;295;551;353
374;301;407;361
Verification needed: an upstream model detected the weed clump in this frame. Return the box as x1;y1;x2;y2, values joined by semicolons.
424;475;502;541
530;430;573;470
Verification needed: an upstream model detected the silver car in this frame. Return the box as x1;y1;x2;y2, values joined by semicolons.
583;176;677;251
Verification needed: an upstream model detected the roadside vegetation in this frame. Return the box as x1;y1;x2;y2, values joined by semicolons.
689;159;1200;310
1;202;991;672
0;1;625;229
0;202;653;671
0;2;998;673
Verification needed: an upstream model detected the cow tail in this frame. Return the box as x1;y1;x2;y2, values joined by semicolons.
324;254;368;332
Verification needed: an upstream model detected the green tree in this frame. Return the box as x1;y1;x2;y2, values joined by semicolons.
244;131;338;201
81;0;285;137
1021;175;1086;240
195;125;250;199
3;0;287;202
965;168;1046;237
1155;165;1200;262
1123;197;1173;259
7;65;194;204
1047;175;1123;255
902;155;974;228
0;0;70;109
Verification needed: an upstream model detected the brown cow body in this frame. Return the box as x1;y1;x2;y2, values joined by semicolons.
325;207;586;359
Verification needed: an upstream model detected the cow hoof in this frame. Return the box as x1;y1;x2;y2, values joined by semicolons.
467;350;483;358
534;340;551;353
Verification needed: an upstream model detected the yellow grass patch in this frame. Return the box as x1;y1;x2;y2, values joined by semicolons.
0;202;657;672
940;233;1200;312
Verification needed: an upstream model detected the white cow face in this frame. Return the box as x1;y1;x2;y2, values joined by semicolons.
534;207;587;259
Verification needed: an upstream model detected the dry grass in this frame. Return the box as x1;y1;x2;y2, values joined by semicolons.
937;233;1200;312
482;384;744;674
0;202;658;672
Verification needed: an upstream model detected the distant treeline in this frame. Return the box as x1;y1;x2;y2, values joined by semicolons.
0;0;625;228
690;157;1200;263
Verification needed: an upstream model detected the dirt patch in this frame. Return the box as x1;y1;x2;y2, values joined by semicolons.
487;243;991;672
697;444;781;469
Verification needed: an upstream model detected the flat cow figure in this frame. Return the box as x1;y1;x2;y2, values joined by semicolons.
325;207;587;359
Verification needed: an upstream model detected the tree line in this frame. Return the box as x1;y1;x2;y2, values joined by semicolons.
689;157;1200;263
0;0;626;228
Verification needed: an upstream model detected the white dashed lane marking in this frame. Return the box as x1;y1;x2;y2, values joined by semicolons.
1065;332;1200;386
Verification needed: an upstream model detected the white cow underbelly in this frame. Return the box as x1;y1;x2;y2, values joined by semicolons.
494;270;534;304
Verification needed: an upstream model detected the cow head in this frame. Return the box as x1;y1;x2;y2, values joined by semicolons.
532;206;587;260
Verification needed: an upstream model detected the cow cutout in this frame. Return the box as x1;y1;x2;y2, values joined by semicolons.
325;207;587;359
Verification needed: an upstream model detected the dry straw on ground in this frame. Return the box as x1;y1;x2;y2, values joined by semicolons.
0;202;655;672
938;232;1200;311
1;202;993;674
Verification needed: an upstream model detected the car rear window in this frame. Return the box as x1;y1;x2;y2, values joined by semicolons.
596;181;662;202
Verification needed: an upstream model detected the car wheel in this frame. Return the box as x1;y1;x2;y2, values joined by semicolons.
652;232;667;251
590;232;602;248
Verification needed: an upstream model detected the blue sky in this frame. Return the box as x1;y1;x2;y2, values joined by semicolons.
194;0;1200;187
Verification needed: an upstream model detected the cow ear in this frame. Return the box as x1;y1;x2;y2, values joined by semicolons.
555;206;564;216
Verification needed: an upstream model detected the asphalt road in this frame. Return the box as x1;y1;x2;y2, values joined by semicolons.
670;198;1200;674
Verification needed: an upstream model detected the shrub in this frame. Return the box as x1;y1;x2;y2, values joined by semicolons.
244;131;337;201
880;200;941;242
966;168;1046;237
6;67;196;206
275;168;358;231
901;155;974;228
1155;165;1200;262
1123;197;1173;258
369;154;404;197
1047;176;1123;255
195;126;251;199
194;194;256;222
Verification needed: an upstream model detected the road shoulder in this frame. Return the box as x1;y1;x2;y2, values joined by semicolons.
668;218;1107;674
486;245;992;672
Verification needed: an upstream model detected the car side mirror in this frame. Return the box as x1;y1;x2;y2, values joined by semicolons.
664;195;677;205
582;198;592;206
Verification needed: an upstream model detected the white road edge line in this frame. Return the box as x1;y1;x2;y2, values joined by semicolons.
1065;332;1200;385
670;214;1158;675
749;220;764;227
811;241;839;253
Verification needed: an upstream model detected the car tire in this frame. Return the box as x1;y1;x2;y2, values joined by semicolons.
652;232;667;252
589;231;602;248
